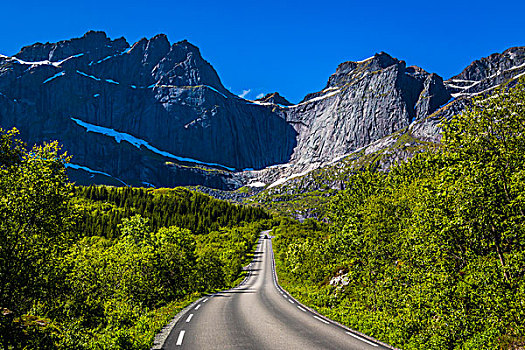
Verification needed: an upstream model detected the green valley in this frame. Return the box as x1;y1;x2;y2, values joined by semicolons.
0;129;273;349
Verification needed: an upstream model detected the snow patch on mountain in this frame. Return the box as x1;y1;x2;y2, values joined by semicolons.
268;169;312;189
42;71;65;84
292;90;341;107
66;163;128;186
247;181;266;188
70;117;236;171
448;61;525;98
76;70;101;81
205;85;228;98
0;53;84;67
355;56;374;63
88;47;132;66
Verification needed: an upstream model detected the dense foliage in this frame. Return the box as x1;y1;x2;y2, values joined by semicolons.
0;129;271;349
274;79;525;349
0;129;75;349
74;186;269;237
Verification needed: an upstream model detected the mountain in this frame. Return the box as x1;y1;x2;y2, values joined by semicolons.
284;52;450;167
1;32;523;191
0;31;296;188
242;47;525;190
268;51;525;219
410;46;525;143
255;92;292;106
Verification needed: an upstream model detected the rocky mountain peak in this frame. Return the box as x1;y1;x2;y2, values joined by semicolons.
142;34;171;67
365;51;399;70
451;46;525;82
146;34;171;53
444;46;525;99
406;65;429;76
0;32;298;188
256;92;292;106
287;50;454;169
2;32;523;191
326;51;401;88
153;39;228;94
14;31;129;63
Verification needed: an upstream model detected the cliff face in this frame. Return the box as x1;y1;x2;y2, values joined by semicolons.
0;31;296;188
244;48;525;189
275;52;451;170
410;46;525;144
1;32;524;189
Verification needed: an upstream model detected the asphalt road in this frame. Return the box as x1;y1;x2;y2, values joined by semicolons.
163;231;390;349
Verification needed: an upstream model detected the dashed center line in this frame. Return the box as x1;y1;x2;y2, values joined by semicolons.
346;332;379;347
176;330;185;346
314;315;330;325
166;233;382;348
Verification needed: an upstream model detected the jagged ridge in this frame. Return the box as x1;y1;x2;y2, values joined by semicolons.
1;32;524;191
0;31;297;188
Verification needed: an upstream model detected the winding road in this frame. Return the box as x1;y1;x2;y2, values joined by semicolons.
162;231;390;349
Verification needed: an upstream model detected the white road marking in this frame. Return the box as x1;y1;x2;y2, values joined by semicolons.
203;298;209;302
195;304;201;310
346;332;379;347
176;330;185;346
186;314;193;323
314;316;330;325
297;306;307;312
288;299;295;304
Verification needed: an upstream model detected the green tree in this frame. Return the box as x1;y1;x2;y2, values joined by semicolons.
0;130;75;348
0;128;24;167
440;79;525;284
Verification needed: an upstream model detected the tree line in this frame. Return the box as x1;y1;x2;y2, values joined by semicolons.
74;185;270;237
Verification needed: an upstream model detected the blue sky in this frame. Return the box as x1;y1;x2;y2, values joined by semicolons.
1;0;524;103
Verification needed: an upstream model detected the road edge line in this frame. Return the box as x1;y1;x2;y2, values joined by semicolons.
269;239;400;350
150;298;203;350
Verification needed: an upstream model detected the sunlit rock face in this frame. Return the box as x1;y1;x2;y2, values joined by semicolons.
244;48;525;189
280;52;451;170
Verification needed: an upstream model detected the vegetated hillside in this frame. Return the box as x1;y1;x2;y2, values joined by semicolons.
0;129;274;349
272;78;525;349
245;127;435;219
